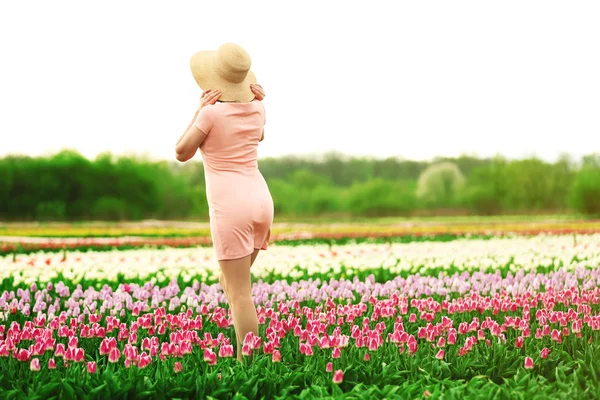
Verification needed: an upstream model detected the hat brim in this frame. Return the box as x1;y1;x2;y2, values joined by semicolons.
190;50;257;103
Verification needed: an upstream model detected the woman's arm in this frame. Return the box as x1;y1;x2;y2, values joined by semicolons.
176;109;199;147
175;89;220;162
252;84;266;142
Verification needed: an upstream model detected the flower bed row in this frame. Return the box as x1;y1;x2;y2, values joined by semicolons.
2;234;599;287
1;219;599;256
2;266;600;399
2;219;600;238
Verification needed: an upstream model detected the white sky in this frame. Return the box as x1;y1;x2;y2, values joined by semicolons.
0;1;599;162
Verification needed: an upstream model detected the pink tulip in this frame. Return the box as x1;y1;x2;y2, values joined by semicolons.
138;352;152;369
68;336;78;349
48;358;56;369
364;353;370;361
448;332;457;345
219;344;234;358
272;350;281;363
17;349;31;362
477;330;485;341
515;336;523;349
326;362;333;372
524;357;534;369
436;349;444;360
204;348;217;365
242;343;252;356
333;369;344;384
540;348;551;359
108;347;121;363
74;348;85;363
30;358;41;371
551;329;562;343
332;348;341;359
87;361;97;373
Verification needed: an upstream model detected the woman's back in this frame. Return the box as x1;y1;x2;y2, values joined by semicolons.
193;98;273;261
195;100;266;175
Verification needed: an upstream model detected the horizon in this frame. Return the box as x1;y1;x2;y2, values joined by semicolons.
0;147;594;165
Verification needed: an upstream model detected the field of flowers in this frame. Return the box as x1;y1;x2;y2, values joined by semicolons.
2;232;600;399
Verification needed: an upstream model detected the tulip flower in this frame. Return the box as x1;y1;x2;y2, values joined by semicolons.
87;361;97;373
272;350;281;363
332;348;341;359
436;349;444;360
30;358;41;371
174;362;183;373
540;348;551;359
108;348;121;363
333;369;344;384
326;362;333;372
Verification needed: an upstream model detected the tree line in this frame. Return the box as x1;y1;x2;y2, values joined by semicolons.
0;150;599;221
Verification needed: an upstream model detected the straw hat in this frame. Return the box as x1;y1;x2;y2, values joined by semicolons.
190;43;257;103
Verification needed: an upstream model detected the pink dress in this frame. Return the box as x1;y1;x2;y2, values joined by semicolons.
194;100;274;261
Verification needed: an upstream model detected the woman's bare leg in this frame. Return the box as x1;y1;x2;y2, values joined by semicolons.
219;251;259;362
220;248;259;304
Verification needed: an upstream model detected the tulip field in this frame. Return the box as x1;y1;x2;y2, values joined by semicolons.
1;225;600;399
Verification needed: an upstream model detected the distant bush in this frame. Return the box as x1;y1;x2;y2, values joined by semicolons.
36;201;67;221
91;197;130;220
347;179;416;217
569;167;600;215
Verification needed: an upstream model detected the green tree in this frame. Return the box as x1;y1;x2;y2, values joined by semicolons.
416;162;466;207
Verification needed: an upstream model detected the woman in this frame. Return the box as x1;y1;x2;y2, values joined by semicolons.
174;43;273;362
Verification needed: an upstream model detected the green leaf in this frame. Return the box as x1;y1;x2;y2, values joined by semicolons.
88;383;108;397
61;381;77;400
36;382;60;397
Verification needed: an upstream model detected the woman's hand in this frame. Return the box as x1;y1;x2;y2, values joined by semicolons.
199;89;221;111
250;84;265;101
